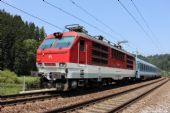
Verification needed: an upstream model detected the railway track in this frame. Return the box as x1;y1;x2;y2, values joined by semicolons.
45;78;168;113
0;78;165;109
0;88;60;106
0;78;156;107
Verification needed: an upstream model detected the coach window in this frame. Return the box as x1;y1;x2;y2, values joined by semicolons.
143;64;145;71
79;40;85;51
141;64;143;70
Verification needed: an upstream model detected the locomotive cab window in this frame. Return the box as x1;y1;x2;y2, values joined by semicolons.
39;38;56;49
79;40;85;51
55;36;74;48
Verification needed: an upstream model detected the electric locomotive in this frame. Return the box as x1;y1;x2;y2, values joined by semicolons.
36;24;160;91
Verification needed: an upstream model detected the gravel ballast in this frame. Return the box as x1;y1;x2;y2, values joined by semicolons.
121;80;170;113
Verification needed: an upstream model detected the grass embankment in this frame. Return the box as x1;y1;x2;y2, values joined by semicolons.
0;70;40;95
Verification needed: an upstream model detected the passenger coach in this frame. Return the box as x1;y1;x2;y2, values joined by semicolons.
135;58;160;79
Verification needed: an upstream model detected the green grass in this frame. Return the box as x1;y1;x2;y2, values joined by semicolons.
0;70;40;95
0;83;23;95
161;71;170;77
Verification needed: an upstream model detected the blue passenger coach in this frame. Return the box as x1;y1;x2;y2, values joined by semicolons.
136;58;161;79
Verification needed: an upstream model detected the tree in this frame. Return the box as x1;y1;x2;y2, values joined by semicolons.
23;39;38;72
39;27;45;41
34;26;40;41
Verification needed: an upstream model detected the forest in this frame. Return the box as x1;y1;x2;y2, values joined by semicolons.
0;10;45;75
0;10;169;75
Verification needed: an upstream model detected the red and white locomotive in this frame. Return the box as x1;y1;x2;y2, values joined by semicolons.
36;24;160;91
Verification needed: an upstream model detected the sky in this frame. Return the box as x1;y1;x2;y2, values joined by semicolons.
0;0;170;56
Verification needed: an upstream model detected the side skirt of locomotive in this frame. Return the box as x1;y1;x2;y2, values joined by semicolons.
37;63;136;91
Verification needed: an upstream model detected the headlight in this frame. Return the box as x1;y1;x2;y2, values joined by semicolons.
59;63;67;67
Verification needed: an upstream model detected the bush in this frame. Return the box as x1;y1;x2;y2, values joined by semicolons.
0;70;21;84
17;76;40;90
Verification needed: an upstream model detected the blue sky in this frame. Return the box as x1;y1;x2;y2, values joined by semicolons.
0;0;170;56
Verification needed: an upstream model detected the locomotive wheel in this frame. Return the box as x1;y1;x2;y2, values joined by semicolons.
40;77;49;88
56;82;70;91
56;83;63;91
63;82;70;91
70;80;78;89
41;82;51;88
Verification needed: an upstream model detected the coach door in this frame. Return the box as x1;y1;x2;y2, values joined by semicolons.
78;39;87;64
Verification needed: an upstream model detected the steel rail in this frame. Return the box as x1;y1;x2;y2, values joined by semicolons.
0;89;60;106
1;94;60;106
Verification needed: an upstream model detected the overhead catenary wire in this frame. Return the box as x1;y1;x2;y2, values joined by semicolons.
69;0;139;50
43;0;139;51
130;0;162;52
131;0;153;35
69;0;124;40
118;0;151;38
42;0;122;42
0;0;63;30
69;0;147;54
117;0;161;52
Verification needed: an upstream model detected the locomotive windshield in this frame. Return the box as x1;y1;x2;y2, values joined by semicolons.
39;38;56;49
55;36;74;48
39;36;74;49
